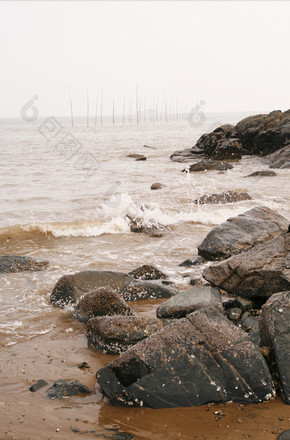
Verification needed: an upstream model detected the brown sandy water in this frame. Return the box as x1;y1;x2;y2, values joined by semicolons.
1;116;290;439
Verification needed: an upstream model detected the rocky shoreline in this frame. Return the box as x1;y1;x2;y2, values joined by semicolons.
1;110;290;439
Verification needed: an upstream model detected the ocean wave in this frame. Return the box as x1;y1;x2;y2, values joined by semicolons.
0;192;280;242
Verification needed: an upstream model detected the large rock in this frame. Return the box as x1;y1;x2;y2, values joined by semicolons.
50;271;133;306
87;316;163;354
193;190;251;205
203;235;290;299
264;144;290;169
120;279;178;301
72;287;134;323
198;206;289;261
170;125;242;162
259;291;290;404
0;255;48;273
96;307;274;408
156;287;222;319
187;160;233;173
235;109;290;156
170;110;290;163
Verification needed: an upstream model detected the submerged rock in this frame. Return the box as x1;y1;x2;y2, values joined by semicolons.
50;271;133;306
72;287;134;323
259;291;290;404
244;170;277;177
120;279;178;301
87;316;163;354
127;154;146;161
127;216;164;237
151;183;164;190
203;235;290;299
0;255;48;273
186;160;233;173
46;379;91;399
179;256;206;267
193;190;252;205
96;307;274;408
128;265;167;280
198;206;289;261
156;287;222;319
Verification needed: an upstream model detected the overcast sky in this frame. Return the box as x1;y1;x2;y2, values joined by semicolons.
0;1;290;117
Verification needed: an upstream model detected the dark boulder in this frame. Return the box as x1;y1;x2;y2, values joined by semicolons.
259;291;290;404
120;279;178;301
193;190;252;205
156;287;222;319
46;379;91;399
186;160;233;173
96;307;274;408
235;109;290;156
50;271;133;306
244;170;277;177
128;265;167;280
72;287;134;323
87;315;163;354
278;430;290;440
264;144;290;169
198;206;289;261
0;255;48;273
203;235;290;299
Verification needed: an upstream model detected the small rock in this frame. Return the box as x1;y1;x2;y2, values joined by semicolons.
193;191;252;205
151;183;164;190
226;308;243;321
179;256;206;267
120;279;178;301
77;362;90;369
126;154;146;160
46;379;91;399
29;379;48;392
185;160;233;173
128;265;167;280
239;313;259;332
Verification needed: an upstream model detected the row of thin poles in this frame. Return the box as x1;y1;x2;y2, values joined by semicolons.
68;86;191;128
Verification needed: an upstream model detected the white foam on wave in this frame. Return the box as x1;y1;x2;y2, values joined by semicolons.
21;216;130;238
17;191;284;239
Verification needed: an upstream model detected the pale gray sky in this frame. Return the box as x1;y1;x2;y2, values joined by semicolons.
0;1;290;117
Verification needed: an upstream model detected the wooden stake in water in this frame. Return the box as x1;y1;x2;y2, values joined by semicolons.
86;88;89;128
112;93;115;126
100;89;103;127
68;88;74;127
95;94;98;126
136;85;139;125
122;95;126;125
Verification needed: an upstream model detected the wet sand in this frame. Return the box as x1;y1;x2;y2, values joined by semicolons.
1;311;290;440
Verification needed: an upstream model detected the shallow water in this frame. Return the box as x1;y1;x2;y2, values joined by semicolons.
1;114;290;345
